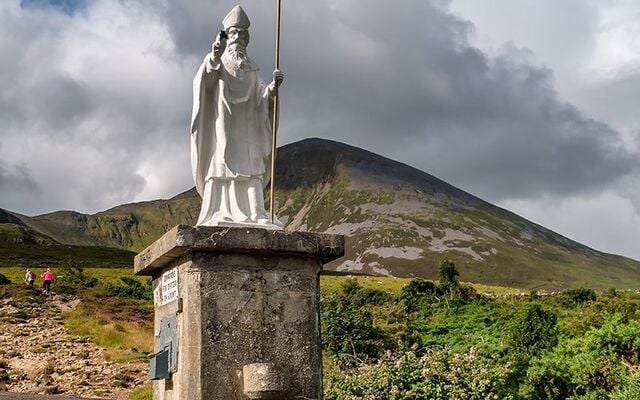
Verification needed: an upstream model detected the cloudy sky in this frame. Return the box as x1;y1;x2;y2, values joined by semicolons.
0;0;638;260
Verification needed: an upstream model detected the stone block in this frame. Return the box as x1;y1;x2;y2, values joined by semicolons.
135;226;344;400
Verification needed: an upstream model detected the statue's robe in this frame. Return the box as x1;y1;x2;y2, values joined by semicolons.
191;52;274;226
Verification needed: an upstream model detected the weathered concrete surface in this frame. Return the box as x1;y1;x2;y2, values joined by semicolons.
141;226;344;400
134;225;344;276
243;363;287;399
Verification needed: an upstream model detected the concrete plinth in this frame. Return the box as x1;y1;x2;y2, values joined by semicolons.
134;225;344;400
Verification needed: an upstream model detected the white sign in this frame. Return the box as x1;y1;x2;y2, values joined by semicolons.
157;267;179;306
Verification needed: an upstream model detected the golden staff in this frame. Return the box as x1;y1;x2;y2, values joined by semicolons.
269;0;282;224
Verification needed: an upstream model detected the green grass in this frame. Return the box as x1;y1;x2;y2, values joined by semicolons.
129;383;152;400
0;242;135;268
63;296;153;363
320;273;521;296
0;266;136;285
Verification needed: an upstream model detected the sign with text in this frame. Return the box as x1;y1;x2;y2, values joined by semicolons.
156;267;179;306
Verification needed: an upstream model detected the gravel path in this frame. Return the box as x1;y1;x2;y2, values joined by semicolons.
0;291;147;399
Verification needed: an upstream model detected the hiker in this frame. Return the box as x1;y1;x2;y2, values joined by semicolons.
24;269;36;286
41;268;54;293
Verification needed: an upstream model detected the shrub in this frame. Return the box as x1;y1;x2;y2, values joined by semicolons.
400;278;437;312
453;283;479;301
611;374;640;400
0;273;10;285
321;294;382;367
563;288;597;305
352;287;393;306
113;371;134;388
521;317;640;399
565;294;638;335
438;257;459;291
509;303;558;356
340;278;361;297
58;264;98;288
106;277;152;300
325;347;513;399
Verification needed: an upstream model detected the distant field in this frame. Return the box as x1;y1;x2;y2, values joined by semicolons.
0;266;522;295
0;243;135;268
0;266;134;285
320;271;522;295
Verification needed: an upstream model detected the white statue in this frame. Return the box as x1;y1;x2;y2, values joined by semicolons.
191;5;283;228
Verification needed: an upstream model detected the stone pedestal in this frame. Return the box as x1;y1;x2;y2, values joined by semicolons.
134;225;344;400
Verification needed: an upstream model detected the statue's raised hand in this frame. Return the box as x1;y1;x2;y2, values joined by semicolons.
273;70;284;87
268;70;284;95
205;32;227;73
212;31;227;60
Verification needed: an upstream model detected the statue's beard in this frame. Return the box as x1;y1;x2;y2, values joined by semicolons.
223;45;250;75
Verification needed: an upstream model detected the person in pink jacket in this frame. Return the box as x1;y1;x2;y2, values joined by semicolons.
41;268;54;293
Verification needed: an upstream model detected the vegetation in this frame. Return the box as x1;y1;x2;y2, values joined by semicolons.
321;259;640;399
438;256;459;290
63;296;153;363
4;138;640;291
106;277;152;300
2;252;639;399
129;383;152;400
0;241;135;268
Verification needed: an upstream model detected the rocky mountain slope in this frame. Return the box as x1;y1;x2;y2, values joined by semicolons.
2;138;639;290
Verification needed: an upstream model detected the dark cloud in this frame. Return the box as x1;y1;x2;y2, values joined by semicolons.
0;0;638;221
225;0;635;201
0;160;42;213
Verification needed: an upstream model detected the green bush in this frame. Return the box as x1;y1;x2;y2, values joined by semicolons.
325;347;513;399
509;303;558;357
0;273;10;285
453;283;479;301
352;287;393;306
106;277;152;300
400;278;437;312
321;293;382;367
563;288;597;305
58;264;99;288
565;293;638;335
521;317;640;399
611;374;640;400
340;278;361;297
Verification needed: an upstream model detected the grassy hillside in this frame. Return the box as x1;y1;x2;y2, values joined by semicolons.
275;140;640;290
0;243;135;268
10;196;200;252
0;223;57;245
1;138;639;290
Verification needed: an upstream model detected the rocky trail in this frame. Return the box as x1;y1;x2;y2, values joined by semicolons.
0;290;147;399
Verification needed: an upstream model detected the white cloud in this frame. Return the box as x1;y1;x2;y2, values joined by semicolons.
585;0;640;79
0;0;195;214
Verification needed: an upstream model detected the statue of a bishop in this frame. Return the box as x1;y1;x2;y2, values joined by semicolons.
191;5;283;228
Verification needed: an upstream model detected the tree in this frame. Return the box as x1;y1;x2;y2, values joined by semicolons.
438;257;459;291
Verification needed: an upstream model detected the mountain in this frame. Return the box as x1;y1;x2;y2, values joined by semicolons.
2;138;639;290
